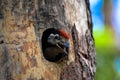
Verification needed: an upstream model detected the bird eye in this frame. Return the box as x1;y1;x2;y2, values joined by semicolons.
55;34;59;39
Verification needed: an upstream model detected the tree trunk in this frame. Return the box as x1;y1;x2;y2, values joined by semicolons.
0;0;96;80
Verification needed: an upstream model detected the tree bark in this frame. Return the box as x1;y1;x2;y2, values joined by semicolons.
0;0;96;80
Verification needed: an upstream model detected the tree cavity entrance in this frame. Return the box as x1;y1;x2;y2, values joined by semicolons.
41;28;69;62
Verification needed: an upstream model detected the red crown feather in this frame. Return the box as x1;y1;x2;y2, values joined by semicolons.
58;29;70;39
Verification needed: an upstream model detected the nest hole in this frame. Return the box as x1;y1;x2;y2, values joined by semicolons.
41;28;69;62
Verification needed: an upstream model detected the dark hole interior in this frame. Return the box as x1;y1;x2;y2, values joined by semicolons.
41;28;69;62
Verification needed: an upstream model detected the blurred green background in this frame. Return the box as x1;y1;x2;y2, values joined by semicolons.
89;0;120;80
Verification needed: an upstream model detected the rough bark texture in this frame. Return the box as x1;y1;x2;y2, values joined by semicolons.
0;0;96;80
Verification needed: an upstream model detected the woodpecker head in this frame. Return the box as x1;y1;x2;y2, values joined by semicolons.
41;28;70;62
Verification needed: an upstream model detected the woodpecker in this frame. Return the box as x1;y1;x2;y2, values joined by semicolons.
42;28;70;62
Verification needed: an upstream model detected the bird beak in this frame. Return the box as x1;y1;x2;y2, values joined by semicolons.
56;44;68;55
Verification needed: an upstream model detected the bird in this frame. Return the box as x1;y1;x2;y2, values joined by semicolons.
41;28;70;62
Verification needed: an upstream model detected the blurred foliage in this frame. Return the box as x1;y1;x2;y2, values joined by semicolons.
89;0;120;80
94;27;120;80
93;27;115;47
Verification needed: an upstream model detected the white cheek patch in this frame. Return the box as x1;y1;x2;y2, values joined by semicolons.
48;33;55;39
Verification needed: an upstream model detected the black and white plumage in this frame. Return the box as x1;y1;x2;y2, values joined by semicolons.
41;28;69;62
